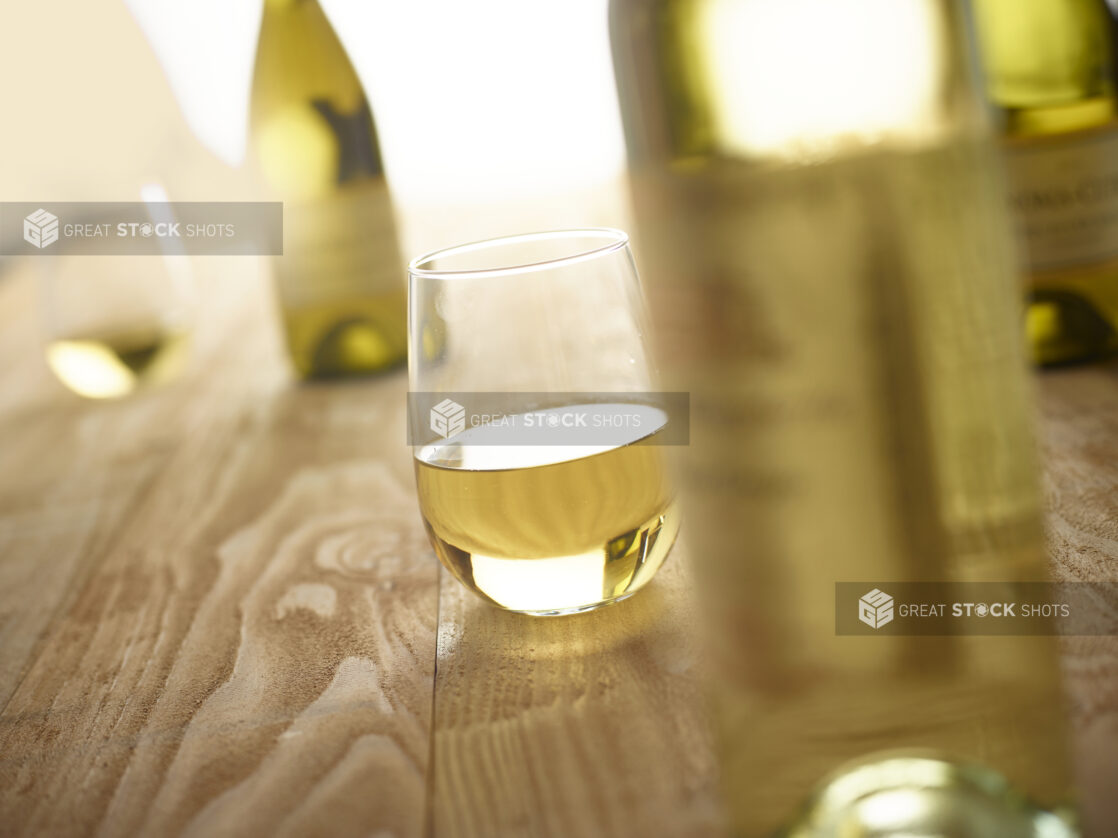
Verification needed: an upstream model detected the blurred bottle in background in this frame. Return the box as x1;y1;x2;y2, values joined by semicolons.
251;0;407;379
611;0;1078;834
973;0;1118;366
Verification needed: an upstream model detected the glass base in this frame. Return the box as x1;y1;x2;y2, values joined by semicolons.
782;753;1078;838
425;502;679;615
500;590;639;618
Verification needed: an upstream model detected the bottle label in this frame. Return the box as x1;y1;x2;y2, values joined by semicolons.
277;179;405;307
1005;125;1118;273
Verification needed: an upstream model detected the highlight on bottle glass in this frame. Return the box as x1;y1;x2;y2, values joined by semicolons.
407;229;680;616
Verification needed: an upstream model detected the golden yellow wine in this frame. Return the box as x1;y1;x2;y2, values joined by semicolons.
611;0;1077;833
973;0;1118;364
415;409;678;615
251;0;406;378
46;327;190;399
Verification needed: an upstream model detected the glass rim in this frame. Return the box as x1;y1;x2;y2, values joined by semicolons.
408;227;630;280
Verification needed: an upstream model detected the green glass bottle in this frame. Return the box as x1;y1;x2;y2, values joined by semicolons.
610;0;1079;834
251;0;407;378
973;0;1118;365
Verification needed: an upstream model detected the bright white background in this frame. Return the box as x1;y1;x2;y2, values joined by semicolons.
1;0;631;252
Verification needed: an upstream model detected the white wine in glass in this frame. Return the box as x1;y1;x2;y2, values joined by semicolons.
46;326;190;400
40;217;194;401
409;230;679;615
415;411;678;615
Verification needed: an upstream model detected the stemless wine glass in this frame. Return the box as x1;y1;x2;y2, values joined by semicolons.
39;189;195;400
40;250;194;400
408;229;679;616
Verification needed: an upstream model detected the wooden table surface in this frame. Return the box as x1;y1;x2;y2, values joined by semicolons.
0;261;1115;837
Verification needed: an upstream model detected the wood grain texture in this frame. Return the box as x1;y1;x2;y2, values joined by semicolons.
429;543;725;838
0;261;295;712
1;249;1116;838
0;258;723;838
0;266;439;837
1037;363;1118;838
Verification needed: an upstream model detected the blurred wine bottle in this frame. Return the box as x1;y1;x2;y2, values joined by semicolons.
611;0;1078;835
973;0;1118;365
251;0;407;378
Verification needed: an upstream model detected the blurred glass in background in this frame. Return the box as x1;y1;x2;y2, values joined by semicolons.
40;186;195;399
